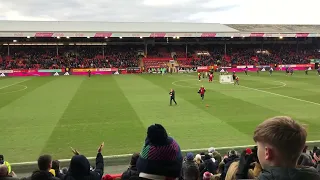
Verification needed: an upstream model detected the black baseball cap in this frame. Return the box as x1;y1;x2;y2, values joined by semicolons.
0;155;3;160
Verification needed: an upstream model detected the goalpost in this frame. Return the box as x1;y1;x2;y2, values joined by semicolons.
219;75;234;84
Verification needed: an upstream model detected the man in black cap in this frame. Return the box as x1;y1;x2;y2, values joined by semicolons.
169;89;177;106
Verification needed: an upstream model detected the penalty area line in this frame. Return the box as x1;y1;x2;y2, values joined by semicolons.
11;140;320;165
239;85;320;106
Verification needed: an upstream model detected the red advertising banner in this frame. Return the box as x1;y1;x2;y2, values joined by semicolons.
72;68;97;72
35;32;54;37
72;71;113;75
94;32;112;38
201;33;216;37
197;66;209;72
8;72;51;77
295;64;312;67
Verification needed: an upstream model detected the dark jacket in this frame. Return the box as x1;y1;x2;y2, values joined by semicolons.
29;170;60;180
121;166;139;180
0;176;20;180
181;160;199;180
258;166;320;180
220;156;239;180
64;152;104;180
199;158;217;176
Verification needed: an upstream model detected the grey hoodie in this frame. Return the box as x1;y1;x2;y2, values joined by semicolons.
258;166;320;180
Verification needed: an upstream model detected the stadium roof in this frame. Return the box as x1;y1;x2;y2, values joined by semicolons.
0;21;319;38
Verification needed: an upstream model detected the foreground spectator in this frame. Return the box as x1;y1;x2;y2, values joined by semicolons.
0;164;18;180
30;155;59;180
253;116;320;179
137;124;183;179
64;142;104;180
0;155;11;174
181;152;199;180
121;153;139;180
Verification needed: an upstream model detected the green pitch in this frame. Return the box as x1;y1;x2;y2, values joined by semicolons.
1;71;320;163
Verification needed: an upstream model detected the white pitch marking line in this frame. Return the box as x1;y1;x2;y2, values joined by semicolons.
11;140;320;165
239;85;320;106
0;85;28;94
0;79;29;90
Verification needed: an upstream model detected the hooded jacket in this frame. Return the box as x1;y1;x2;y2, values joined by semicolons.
64;152;104;180
258;166;320;180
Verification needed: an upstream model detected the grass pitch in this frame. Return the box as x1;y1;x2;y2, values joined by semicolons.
1;71;320;163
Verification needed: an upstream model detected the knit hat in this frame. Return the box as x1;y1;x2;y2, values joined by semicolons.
203;172;212;180
186;153;194;161
246;148;252;155
137;124;183;179
208;147;215;153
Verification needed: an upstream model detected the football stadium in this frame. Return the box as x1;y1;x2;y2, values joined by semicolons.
1;21;320;179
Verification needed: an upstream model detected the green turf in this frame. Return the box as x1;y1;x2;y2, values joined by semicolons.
1;71;320;163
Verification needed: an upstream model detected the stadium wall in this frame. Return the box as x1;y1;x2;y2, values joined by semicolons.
11;141;320;175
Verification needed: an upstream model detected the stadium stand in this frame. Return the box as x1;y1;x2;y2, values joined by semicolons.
1;22;320;180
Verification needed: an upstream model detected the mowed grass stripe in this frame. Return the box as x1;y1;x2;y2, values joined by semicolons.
41;76;145;159
240;72;320;101
122;74;252;148
178;73;320;140
0;76;84;162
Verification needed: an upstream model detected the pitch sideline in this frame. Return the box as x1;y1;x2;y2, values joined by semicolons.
11;140;320;165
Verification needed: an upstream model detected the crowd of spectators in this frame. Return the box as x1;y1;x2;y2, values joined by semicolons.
0;45;319;70
0;46;140;70
1;116;320;180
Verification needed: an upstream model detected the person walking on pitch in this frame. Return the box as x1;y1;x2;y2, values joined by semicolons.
198;85;206;101
169;89;177;106
234;76;239;85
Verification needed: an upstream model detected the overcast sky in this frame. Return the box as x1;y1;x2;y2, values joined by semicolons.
0;0;319;24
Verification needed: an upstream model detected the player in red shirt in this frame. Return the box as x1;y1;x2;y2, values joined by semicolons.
209;73;213;82
198;85;206;101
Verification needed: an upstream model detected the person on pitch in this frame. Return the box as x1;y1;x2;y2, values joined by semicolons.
317;67;320;76
198;85;206;101
232;71;236;81
234;76;239;85
198;72;201;81
244;66;248;75
269;67;273;76
169;89;177;106
305;67;309;75
209;73;213;83
88;70;91;77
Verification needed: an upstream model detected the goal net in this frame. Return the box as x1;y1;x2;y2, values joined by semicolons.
219;75;233;84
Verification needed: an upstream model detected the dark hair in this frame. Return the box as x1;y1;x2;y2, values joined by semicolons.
37;155;52;171
51;160;60;170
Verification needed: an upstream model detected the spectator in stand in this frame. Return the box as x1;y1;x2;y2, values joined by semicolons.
208;147;222;164
199;154;218;178
220;150;239;180
51;160;64;180
137;124;183;179
0;156;11;175
0;164;18;180
181;152;199;180
64;142;104;180
313;149;320;173
121;153;140;180
252;116;320;179
30;155;59;180
194;154;203;166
